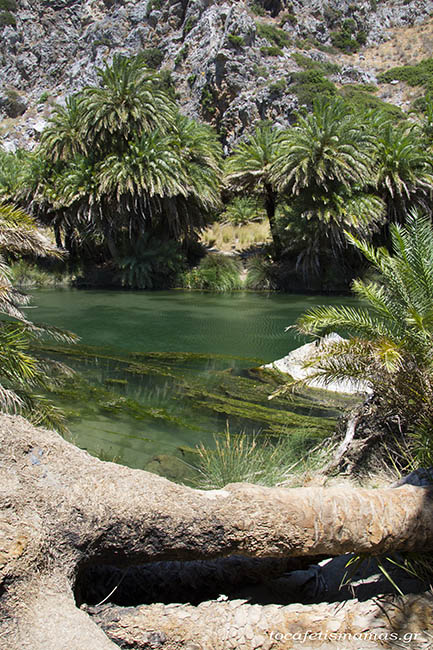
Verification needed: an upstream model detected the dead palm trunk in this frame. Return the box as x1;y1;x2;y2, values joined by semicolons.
2;413;433;649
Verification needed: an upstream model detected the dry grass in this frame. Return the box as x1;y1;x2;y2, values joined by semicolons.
341;17;433;107
200;220;271;252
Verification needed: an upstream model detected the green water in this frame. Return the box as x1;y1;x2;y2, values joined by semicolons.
29;289;356;481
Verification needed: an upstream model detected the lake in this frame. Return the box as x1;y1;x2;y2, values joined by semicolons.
29;289;355;481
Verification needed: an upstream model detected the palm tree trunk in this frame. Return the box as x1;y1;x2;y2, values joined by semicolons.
264;183;282;260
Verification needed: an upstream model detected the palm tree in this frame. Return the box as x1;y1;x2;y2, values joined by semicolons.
40;95;86;162
294;212;433;465
270;97;384;282
80;55;176;155
0;202;77;429
225;124;283;259
372;120;433;222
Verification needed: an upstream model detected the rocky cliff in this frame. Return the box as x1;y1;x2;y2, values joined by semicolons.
1;0;433;150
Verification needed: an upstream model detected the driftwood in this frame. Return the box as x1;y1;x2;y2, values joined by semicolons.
1;414;433;649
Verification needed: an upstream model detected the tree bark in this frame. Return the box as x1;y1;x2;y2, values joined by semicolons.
1;414;433;649
264;183;282;260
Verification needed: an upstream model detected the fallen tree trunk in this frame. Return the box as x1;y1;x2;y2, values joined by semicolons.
1;414;433;649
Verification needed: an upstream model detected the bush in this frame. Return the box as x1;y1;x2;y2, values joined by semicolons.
291;70;337;106
0;0;16;10
174;45;188;67
245;255;275;290
200;85;216;115
291;52;340;75
180;254;243;291
256;21;291;48
184;16;197;35
260;45;283;57
38;92;49;104
193;428;324;488
377;58;433;93
250;2;266;16
228;33;244;48
279;11;297;26
331;28;360;53
0;10;16;26
117;235;186;289
187;73;196;87
138;47;164;69
268;78;286;94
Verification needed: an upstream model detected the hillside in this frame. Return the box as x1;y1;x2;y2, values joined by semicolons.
1;0;433;152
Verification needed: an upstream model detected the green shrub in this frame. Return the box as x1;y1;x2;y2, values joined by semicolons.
0;0;17;10
268;78;286;94
184;16;197;35
291;70;337;106
0;10;16;26
250;2;266;16
339;85;403;119
200;85;216;115
138;47;164;69
174;45;188;67
253;63;269;78
187;73;196;87
291;52;340;75
117;235;186;289
279;11;297;26
330;28;360;53
193;428;325;488
146;0;162;16
245;255;275;290
256;21;291;48
38;92;49;104
377;58;433;93
260;45;283;57
228;33;244;47
180;254;243;291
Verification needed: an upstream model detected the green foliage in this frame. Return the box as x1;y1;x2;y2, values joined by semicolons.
228;33;244;48
117;235;186;289
0;9;16;25
290;69;337;106
291;52;340;75
245;254;275;290
295;214;433;461
38;91;49;104
180;254;242;291
330;28;361;53
0;202;77;431
187;73;196;87
200;84;216;115
256;21;291;48
193;427;324;488
377;58;433;94
339;85;403;119
220;197;265;225
12;54;223;276
260;45;283;57
249;2;266;16
174;45;188;67
146;0;162;16
138;47;164;69
279;11;297;26
183;16;197;35
268;78;286;94
253;64;269;78
0;0;17;10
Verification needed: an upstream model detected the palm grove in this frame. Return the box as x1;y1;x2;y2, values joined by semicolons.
2;54;433;469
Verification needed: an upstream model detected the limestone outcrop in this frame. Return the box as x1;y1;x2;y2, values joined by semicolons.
1;413;433;649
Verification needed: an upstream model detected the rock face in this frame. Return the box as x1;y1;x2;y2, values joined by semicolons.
1;413;433;648
1;0;432;150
